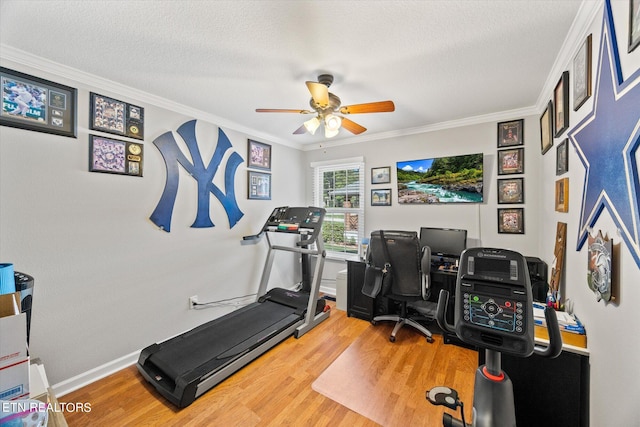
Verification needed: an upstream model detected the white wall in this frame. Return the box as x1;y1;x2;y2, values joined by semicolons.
304;117;542;281
0;58;306;389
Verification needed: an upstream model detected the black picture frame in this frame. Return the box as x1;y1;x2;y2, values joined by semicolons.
371;189;392;206
497;178;524;204
497;119;524;147
630;0;640;53
498;148;524;175
90;92;144;140
89;135;143;177
247;139;271;170
540;101;554;155
248;171;271;200
0;67;77;138
556;139;569;176
371;166;391;184
573;34;592;111
498;208;525;234
553;71;569;137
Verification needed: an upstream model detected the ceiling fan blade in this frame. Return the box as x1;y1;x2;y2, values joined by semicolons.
256;108;313;114
339;101;395;114
293;124;307;134
341;117;367;135
306;81;329;107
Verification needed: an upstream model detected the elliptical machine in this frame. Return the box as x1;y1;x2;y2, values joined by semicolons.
426;248;562;427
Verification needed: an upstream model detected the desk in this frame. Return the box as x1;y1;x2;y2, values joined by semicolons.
346;261;457;322
346;261;393;320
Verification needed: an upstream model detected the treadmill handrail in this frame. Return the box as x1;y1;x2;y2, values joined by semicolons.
271;244;322;256
243;232;263;241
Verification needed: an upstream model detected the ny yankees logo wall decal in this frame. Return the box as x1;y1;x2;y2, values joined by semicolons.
568;0;640;268
150;120;244;232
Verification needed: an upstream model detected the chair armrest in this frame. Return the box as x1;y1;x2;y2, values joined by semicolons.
421;246;431;299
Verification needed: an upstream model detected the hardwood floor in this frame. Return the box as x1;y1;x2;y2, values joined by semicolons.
62;303;477;426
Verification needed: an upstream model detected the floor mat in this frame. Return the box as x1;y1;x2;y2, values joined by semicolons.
311;323;476;426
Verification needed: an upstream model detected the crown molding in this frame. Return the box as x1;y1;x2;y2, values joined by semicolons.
300;105;538;151
0;44;303;150
535;0;602;112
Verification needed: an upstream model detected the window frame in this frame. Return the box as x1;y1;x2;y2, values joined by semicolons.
312;157;365;261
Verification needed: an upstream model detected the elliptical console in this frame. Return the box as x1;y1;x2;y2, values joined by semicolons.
455;248;534;357
428;248;561;427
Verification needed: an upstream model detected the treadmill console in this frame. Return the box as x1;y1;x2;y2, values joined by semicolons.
263;206;324;234
455;248;534;357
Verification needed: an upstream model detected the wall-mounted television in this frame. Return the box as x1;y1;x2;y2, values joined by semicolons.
396;153;483;203
419;227;468;260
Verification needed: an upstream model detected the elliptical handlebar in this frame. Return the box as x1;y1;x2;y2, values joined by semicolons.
436;289;456;334
533;306;563;359
437;290;563;360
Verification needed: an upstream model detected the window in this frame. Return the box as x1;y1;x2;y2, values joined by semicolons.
312;157;365;260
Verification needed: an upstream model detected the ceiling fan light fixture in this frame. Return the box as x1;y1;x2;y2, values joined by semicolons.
324;126;340;138
324;114;342;131
303;117;321;135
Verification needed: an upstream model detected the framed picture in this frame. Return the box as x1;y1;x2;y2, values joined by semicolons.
630;0;640;52
498;208;525;234
497;119;524;147
248;139;271;170
498;148;524;175
90;93;144;140
89;135;143;177
540;101;553;154
573;34;592;110
587;230;615;302
553;71;569;137
1;67;77;138
371;166;391;184
248;171;271;200
555;177;569;212
556;139;569;175
371;189;392;206
497;178;524;204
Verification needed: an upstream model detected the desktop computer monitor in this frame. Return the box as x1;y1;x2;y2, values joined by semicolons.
419;227;467;262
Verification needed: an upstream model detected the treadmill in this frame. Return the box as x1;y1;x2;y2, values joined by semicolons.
137;206;330;408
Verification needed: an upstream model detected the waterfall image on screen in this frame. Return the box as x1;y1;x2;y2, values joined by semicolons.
396;153;483;204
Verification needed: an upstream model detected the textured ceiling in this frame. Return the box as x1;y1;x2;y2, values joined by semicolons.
0;0;585;147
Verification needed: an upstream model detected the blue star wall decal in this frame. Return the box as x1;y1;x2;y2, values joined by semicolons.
568;0;640;267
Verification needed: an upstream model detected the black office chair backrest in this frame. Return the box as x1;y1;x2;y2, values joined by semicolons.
368;230;423;298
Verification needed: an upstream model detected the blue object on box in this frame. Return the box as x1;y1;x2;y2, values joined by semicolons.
0;263;16;295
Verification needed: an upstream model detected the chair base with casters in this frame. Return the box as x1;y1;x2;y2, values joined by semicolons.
372;298;435;343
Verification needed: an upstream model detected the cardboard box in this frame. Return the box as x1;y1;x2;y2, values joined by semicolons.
30;362;49;402
0;292;30;400
0;293;28;368
0;356;30;400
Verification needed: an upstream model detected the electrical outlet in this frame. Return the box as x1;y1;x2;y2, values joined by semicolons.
189;295;198;310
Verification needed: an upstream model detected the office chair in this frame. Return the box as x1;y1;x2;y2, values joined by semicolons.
363;230;435;343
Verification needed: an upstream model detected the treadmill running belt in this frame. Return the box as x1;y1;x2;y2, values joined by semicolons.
149;301;300;380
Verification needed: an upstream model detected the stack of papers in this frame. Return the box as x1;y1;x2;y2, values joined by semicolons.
533;303;585;334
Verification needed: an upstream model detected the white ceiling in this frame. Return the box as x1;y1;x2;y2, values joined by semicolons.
0;0;586;147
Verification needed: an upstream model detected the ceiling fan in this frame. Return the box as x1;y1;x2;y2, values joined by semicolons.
256;74;395;138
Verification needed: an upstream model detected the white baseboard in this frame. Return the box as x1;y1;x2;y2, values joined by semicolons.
320;284;336;297
53;350;139;397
